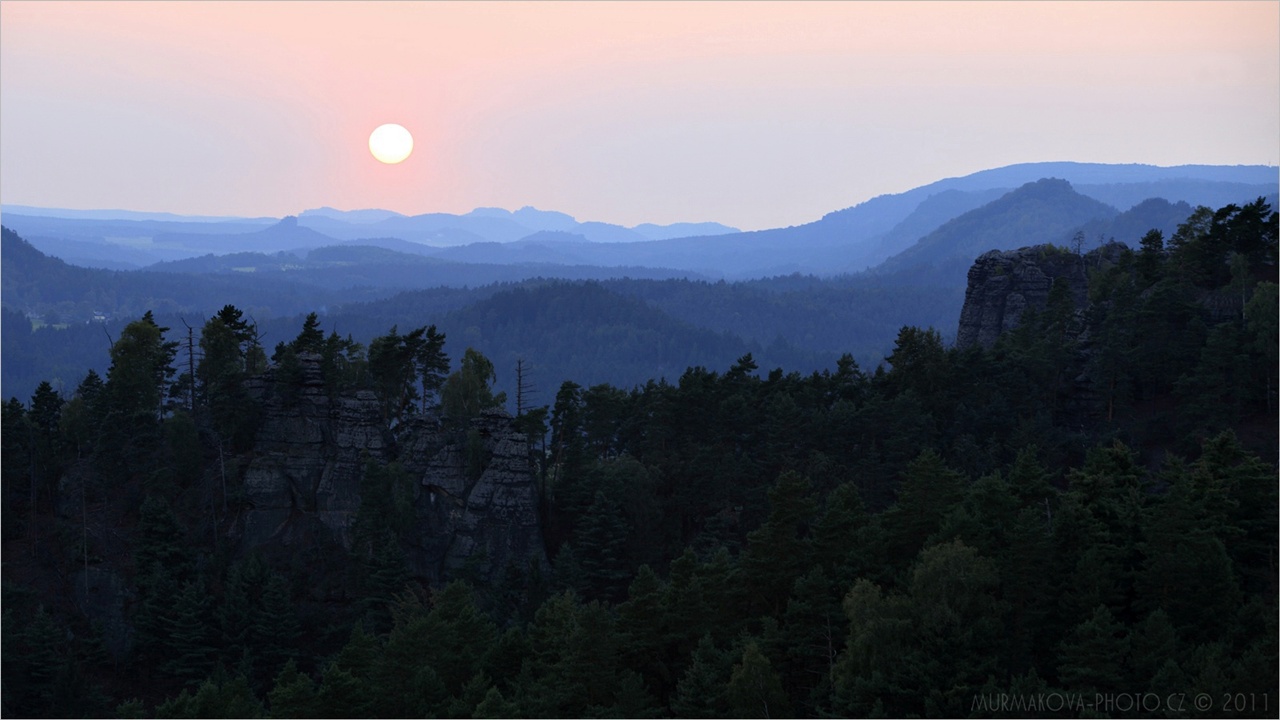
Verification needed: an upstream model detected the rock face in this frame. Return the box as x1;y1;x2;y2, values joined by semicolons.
237;354;547;585
240;354;387;553
955;243;1126;349
398;410;547;584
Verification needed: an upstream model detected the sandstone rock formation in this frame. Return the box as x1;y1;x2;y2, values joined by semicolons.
955;242;1126;349
237;353;547;586
398;409;548;584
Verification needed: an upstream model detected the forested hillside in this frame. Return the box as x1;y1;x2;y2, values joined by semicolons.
2;200;1275;718
1;231;958;402
5;168;1275;404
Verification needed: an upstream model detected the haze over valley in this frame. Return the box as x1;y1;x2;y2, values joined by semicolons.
4;161;1276;404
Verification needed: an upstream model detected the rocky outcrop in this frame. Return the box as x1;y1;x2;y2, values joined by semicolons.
399;410;546;584
239;354;387;552
236;354;547;585
956;242;1126;349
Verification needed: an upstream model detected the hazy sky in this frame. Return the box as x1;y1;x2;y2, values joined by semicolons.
2;1;1277;230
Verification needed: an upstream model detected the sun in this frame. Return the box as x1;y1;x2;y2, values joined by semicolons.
369;123;413;164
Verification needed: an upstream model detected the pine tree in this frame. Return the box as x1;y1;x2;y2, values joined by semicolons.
1001;505;1056;671
905;540;1006;715
2;399;32;535
162;579;217;687
616;565;670;699
472;685;519;719
197;311;259;452
741;470;817;616
217;563;253;667
520;591;582;716
725;641;791;719
1058;441;1146;619
1128;609;1179;687
368;326;421;425
882;449;966;570
779;566;843;714
1136;462;1240;643
157;673;263;719
440;348;506;426
289;312;324;354
418;581;499;696
573;489;632;602
605;670;663;718
315;662;374;719
445;672;495;719
6;605;71;716
1137;228;1166;284
670;634;732;718
1190;431;1278;595
97;312;179;484
27;381;65;512
1056;604;1130;695
134;495;193;594
416;325;450;414
105;311;180;420
267;659;319;719
252;573;300;679
810;481;871;583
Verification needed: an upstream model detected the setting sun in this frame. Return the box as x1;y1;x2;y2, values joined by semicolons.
369;123;413;164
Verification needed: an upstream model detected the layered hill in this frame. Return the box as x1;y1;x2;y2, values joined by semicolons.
870;178;1120;284
5;162;1276;403
6;162;1274;277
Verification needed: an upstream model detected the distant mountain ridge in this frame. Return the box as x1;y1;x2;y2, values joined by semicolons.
871;178;1119;284
4;161;1274;277
1;203;742;268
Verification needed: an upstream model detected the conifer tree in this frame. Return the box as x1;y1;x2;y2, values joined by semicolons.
97;312;179;484
368;326;420;425
216;563;253;667
440;348;506;426
1128;609;1179;687
882;449;966;569
741;470;816;615
1136;462;1240;643
156;673;263;719
162;578;217;687
316;662;375;719
445;672;495;719
252;573;301;679
811;481;871;582
197;310;260;451
574;489;632;602
472;685;519;719
780;566;843;713
289;312;324;354
670;634;732;718
616;565;670;698
1056;604;1130;695
726;641;791;719
267;659;319;719
27;381;65;511
418;581;499;695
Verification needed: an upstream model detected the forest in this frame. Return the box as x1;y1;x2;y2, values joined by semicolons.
2;199;1277;718
0;237;966;406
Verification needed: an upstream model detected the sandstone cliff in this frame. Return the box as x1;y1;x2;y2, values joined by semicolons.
955;242;1126;349
237;353;547;586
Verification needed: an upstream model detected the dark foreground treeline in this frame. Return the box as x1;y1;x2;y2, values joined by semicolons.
2;201;1277;718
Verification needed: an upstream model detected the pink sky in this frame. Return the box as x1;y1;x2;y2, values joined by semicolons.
2;1;1277;230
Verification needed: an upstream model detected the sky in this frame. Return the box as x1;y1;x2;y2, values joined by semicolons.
1;1;1277;231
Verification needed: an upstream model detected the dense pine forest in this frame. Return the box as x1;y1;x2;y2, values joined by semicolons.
3;200;1277;718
